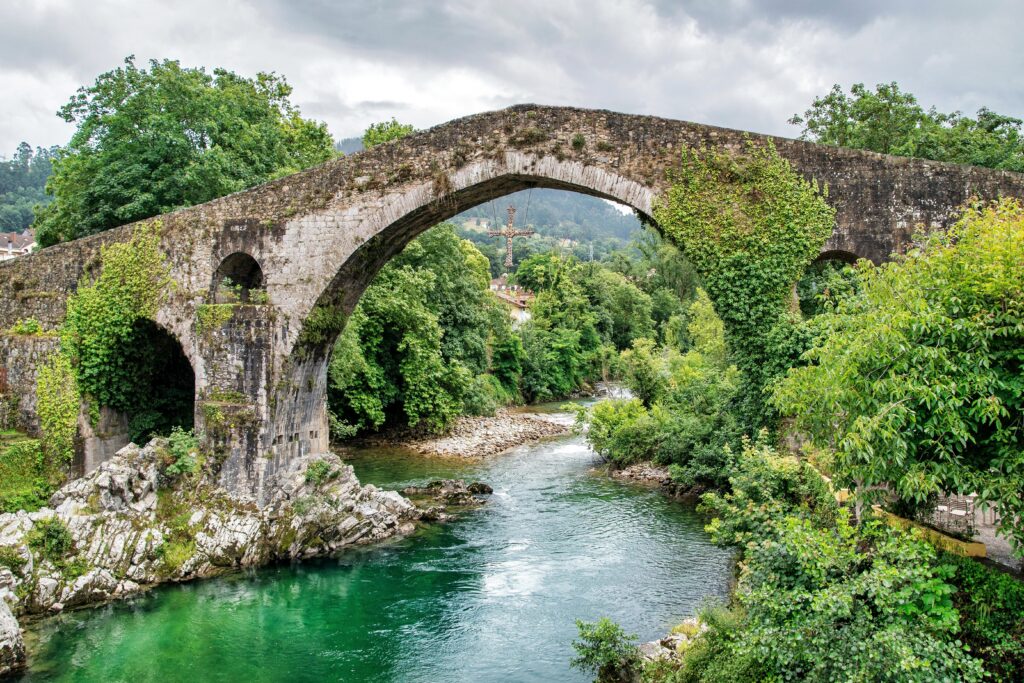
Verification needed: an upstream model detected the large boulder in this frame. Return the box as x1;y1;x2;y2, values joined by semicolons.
0;599;24;676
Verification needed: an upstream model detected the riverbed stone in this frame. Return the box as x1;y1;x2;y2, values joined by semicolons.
356;409;569;458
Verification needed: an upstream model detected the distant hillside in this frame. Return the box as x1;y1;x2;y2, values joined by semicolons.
335;137;364;155
454;188;640;242
453;189;642;276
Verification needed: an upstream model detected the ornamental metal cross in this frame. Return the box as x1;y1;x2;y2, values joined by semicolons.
488;205;535;271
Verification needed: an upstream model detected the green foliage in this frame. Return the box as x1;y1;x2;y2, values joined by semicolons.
654;140;835;431
462;374;516;417
160;538;196;574
8;318;43;335
583;267;655;351
0;439;62;513
196;304;235;334
791;82;1024;171
362;118;415;148
55;222;193;442
773;200;1024;551
573;398;650;465
796;258;860;317
27;517;74;562
61;223;171;411
570;617;639;682
671;604;766;683
577;292;742;488
162;427;198;477
944;553;1024;680
0;546;26;576
680;437;988;681
729;516;983;682
35;353;80;465
617;338;665;407
328;257;464;434
0;142;54;231
35;56;335;245
304;459;333;485
699;433;838;546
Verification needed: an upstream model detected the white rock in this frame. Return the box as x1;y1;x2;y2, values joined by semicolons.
0;598;24;676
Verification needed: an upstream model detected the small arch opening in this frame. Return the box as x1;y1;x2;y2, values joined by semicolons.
213;252;266;303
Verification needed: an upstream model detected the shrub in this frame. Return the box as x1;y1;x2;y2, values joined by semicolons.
773;199;1024;549
570;617;639;682
0;546;26;575
162;426;198;476
945;553;1024;680
461;374;514;416
305;459;333;485
27;517;74;562
699;432;838;547
0;439;61;513
573;398;649;466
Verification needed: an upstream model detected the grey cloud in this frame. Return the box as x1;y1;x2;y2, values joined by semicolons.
0;0;1022;152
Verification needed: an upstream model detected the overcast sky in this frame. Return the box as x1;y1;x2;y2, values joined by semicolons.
2;0;1022;154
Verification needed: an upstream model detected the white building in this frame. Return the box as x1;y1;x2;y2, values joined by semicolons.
0;232;36;261
489;276;533;326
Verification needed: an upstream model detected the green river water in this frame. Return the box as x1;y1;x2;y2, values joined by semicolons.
16;405;734;682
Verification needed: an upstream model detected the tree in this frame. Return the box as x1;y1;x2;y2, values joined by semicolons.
791;82;1024;171
328;264;465;434
773;199;1024;551
327;223;515;433
362;118;415;149
0;143;55;232
581;266;654;351
34;57;335;245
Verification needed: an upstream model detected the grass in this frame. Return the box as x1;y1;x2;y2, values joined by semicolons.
0;436;62;513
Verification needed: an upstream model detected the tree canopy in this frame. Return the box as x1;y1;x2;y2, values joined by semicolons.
34;57;335;246
790;82;1024;171
0;143;55;232
773;199;1024;549
361;118;416;149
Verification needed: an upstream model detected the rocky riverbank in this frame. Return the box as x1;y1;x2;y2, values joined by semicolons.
353;408;569;457
606;462;705;500
0;439;479;675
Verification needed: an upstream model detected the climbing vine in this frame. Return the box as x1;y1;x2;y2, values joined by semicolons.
35;352;80;465
59;221;173;414
653;140;835;429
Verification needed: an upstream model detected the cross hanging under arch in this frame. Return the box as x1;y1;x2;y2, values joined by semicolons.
488;205;535;271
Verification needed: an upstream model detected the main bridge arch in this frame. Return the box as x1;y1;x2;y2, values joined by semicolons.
2;104;1023;501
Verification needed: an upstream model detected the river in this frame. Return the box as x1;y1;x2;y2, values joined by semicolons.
16;403;734;682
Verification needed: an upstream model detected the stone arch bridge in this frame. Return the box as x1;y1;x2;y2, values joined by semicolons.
2;105;1023;502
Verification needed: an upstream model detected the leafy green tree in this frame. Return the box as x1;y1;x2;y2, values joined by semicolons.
328;265;464;433
581;266;654;351
0;143;55;231
362;118;415;148
791;82;1024;171
773;200;1024;550
328;223;515;432
576;291;742;488
389;224;499;374
617;338;665;407
735;516;983;682
35;57;334;245
570;617;639;682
